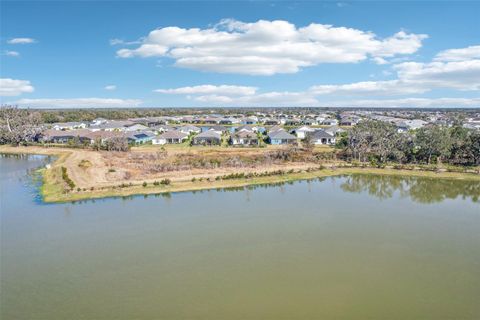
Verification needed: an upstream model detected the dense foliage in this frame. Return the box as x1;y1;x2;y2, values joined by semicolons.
345;120;480;166
0;106;42;145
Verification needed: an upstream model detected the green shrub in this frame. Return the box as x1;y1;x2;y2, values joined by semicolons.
160;178;171;185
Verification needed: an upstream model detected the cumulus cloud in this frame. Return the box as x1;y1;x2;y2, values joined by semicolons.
309;45;480;96
7;38;36;44
309;80;428;96
155;84;257;96
323;97;480;108
9;98;142;108
434;45;480;62
394;59;480;91
0;78;34;96
104;85;117;91
116;19;427;75
193;91;318;106
4;50;20;57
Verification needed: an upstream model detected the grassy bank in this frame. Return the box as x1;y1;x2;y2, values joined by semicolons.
39;166;480;203
1;145;479;203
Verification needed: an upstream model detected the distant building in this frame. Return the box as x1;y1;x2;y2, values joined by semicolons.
308;130;335;145
152;131;188;145
193;131;222;145
230;131;259;146
268;130;297;145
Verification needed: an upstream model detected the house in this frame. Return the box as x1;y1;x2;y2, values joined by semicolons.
152;131;188;145
52;122;87;131
193;130;222;145
264;119;280;125
308;130;336;145
396;119;428;132
230;131;259;146
322;119;339;126
178;125;201;134
340;116;361;126
292;126;315;139
91;118;107;126
126;131;155;144
39;129;92;143
324;125;346;136
152;125;175;134
125;124;150;132
219;117;239;125
203;117;221;124
268;125;285;134
236;125;258;133
268;130;297;145
89;120;134;132
208;125;228;135
241;117;258;125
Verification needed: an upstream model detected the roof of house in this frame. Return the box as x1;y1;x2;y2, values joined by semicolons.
236;125;256;132
178;124;201;131
325;125;346;134
209;125;228;131
268;130;296;140
294;126;315;132
233;131;258;139
157;131;188;139
269;125;284;133
309;129;334;139
127;131;155;140
195;130;222;139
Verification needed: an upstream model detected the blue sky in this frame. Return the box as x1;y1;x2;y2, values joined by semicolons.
1;1;479;108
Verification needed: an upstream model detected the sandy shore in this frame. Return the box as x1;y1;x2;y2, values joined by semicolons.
1;145;479;203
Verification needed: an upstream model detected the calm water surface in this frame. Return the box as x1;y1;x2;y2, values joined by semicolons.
1;155;479;319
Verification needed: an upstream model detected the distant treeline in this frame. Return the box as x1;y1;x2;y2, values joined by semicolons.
7;107;480;123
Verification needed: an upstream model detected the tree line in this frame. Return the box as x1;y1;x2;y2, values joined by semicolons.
339;120;480;166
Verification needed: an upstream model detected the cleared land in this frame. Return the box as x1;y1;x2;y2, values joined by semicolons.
1;145;479;202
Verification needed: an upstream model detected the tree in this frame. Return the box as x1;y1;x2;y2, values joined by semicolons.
0;105;42;145
105;136;129;151
415;126;452;164
302;134;314;152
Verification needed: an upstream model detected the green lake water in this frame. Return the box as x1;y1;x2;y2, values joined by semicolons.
1;154;479;319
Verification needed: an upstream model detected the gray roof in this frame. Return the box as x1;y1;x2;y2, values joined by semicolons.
268;130;296;140
309;129;334;139
195;130;222;139
158;131;188;139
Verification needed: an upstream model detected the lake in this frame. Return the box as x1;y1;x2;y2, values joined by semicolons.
1;154;479;319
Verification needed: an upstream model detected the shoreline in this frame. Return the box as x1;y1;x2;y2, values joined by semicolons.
1;145;479;203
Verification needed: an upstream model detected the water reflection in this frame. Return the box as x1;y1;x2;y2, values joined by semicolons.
340;174;480;203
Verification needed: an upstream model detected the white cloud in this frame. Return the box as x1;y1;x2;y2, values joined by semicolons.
323;97;480;108
4;50;20;57
434;45;480;62
309;45;480;96
110;38;142;46
104;85;117;91
0;78;34;96
117;19;427;75
309;80;428;96
7;38;36;44
155;84;257;96
9;98;142;108
394;59;480;91
194;91;318;106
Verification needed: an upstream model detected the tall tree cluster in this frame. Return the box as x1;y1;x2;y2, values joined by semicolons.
0;105;42;145
346;120;480;166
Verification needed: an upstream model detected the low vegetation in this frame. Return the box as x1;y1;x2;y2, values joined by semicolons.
61;166;75;190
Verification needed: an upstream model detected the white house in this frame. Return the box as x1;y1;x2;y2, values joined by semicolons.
309;130;336;145
293;126;315;139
